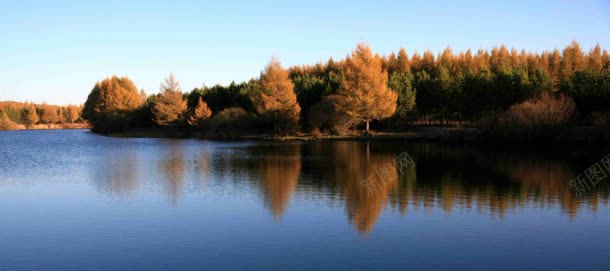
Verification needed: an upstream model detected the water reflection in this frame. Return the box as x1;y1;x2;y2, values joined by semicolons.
93;150;139;199
158;141;188;205
325;142;399;232
254;143;301;220
89;140;610;233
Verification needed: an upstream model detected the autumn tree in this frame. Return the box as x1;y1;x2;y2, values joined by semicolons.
252;58;301;134
187;97;213;127
65;105;82;123
21;104;39;128
161;72;181;93
82;76;143;132
151;73;188;126
39;104;60;125
332;43;397;133
560;41;585;81
139;89;148;103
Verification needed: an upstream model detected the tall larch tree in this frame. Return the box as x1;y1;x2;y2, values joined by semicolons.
187;97;213;127
394;48;410;73
589;44;603;71
561;41;585;81
152;73;188;126
253;58;301;134
333;43;397;133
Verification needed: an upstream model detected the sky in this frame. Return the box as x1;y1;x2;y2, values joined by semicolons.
1;0;609;105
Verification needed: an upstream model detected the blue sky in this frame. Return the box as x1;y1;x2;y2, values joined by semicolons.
1;0;609;105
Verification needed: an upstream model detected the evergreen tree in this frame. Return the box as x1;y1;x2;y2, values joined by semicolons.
388;72;416;121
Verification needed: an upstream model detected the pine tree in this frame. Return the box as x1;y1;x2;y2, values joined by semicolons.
253;58;301;134
388;72;416;121
187;97;213;127
333;43;397;133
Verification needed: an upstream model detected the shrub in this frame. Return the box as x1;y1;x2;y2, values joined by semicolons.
309;95;357;135
479;92;576;142
207;107;258;137
503;92;575;128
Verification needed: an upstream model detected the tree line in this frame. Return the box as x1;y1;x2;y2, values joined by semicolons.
82;41;610;135
0;102;84;130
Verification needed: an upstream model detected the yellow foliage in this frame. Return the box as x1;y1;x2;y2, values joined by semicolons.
83;76;142;125
152;90;187;126
187;97;213;127
253;58;301;134
333;43;397;132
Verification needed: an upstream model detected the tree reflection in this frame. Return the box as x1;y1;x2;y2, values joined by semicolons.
93;150;139;199
256;143;302;220
158;142;187;205
91;140;610;233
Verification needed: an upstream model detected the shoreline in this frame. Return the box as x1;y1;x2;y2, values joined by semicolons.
0;123;90;131
6;125;609;145
105;125;610;145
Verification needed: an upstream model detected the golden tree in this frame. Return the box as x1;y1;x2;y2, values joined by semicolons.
39;104;60;125
253;58;301;134
66;105;82;123
152;73;187;126
333;43;397;133
82;76;143;131
187;97;213;127
21;104;39;128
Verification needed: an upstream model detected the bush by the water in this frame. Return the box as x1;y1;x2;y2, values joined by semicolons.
504;92;575;128
481;92;576;141
206;107;260;138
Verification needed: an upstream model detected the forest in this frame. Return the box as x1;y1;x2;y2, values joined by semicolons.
9;41;610;140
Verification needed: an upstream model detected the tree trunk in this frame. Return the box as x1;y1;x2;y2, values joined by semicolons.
365;120;370;134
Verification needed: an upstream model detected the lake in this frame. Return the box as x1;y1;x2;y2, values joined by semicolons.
1;129;609;270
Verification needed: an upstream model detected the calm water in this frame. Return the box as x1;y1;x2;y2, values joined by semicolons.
1;130;609;270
